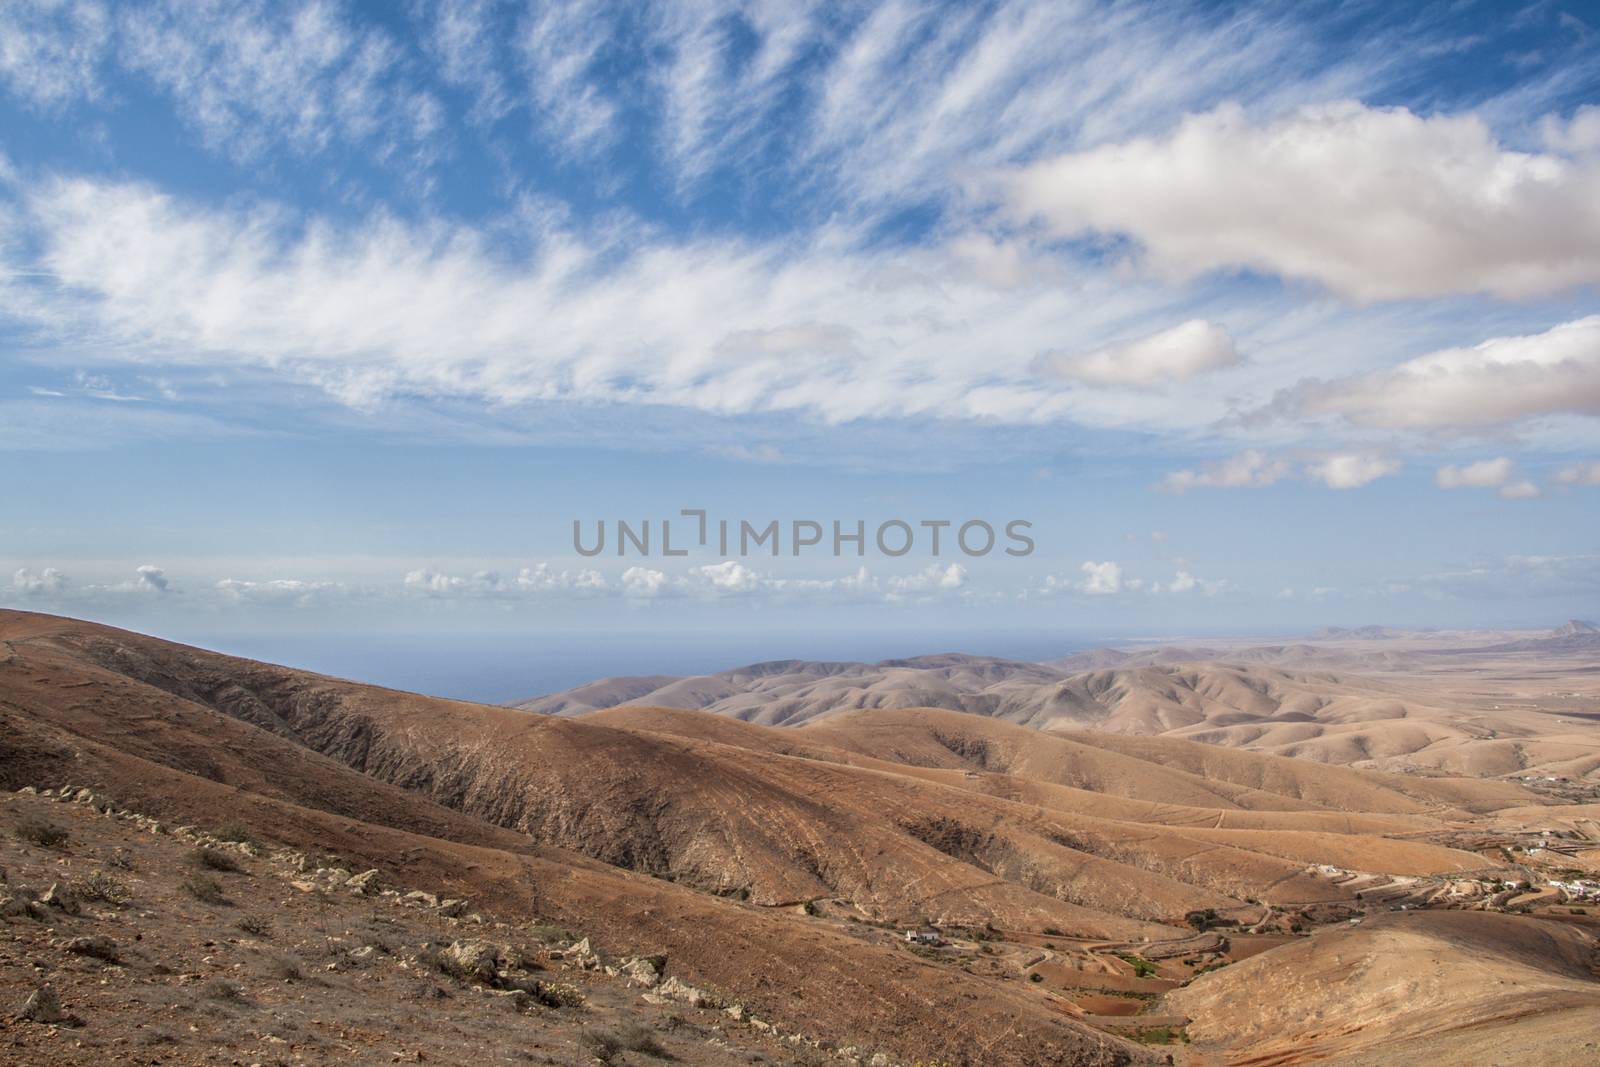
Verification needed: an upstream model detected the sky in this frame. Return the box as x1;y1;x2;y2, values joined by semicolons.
1;0;1599;696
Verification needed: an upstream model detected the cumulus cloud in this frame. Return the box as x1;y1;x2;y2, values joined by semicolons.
1304;453;1401;489
1005;102;1600;301
404;565;608;598
215;577;347;607
1159;450;1290;493
1291;316;1600;431
1033;319;1238;388
1556;461;1600;485
1080;560;1122;596
129;564;169;593
620;567;672;599
9;567;69;597
1436;457;1515;489
1157;570;1226;595
689;560;762;594
887;563;968;597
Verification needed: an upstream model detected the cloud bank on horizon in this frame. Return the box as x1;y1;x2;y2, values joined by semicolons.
1;0;1598;632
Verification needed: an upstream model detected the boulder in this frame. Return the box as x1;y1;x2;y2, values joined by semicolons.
657;975;715;1008
620;955;663;988
15;987;80;1027
344;869;381;894
439;939;501;983
40;882;79;915
437;898;469;917
402;890;439;909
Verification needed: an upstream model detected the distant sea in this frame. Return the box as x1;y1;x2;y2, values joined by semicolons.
188;629;1104;706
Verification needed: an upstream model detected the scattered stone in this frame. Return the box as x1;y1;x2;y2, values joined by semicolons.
620;955;663;988
657;975;715;1008
15;987;81;1027
439;939;501;983
402;890;439;909
62;935;119;962
40;881;79;915
345;869;381;894
437;898;468;917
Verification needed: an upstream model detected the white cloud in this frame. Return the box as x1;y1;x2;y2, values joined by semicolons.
0;0;111;107
1295;316;1600;430
1304;453;1401;489
0;175;1285;429
887;563;968;597
1005;101;1600;301
1556;461;1600;485
215;577;347;607
9;566;69;596
517;0;620;156
1160;449;1290;493
689;560;762;594
620;566;671;599
1498;480;1542;500
1033;319;1238;388
1080;560;1121;596
1421;554;1600;599
130;564;169;593
116;1;430;163
1436;457;1515;489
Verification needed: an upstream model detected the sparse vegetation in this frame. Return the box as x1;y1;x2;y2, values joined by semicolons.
211;820;260;848
181;873;229;905
79;870;133;906
1028;972;1043;983
190;846;242;872
200;978;247;1003
237;914;273;938
1124;1026;1187;1045
533;980;586;1008
16;816;68;848
267;955;302;981
1117;954;1158;978
580;1023;670;1062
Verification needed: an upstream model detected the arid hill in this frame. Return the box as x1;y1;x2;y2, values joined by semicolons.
519;624;1600;782
4;609;1598;1066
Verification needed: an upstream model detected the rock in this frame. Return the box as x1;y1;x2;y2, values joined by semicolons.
0;893;32;918
345;869;381;894
15;987;80;1026
402;890;439;909
16;786;38;795
289;880;318;893
41;882;79;915
63;935;119;962
437;898;468;917
621;955;662;988
657;975;715;1008
318;867;352;886
439;939;501;983
724;1003;746;1021
347;946;376;964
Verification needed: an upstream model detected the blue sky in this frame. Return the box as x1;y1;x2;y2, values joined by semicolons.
2;0;1599;678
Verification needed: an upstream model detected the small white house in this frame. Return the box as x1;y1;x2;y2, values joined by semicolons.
905;929;942;946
